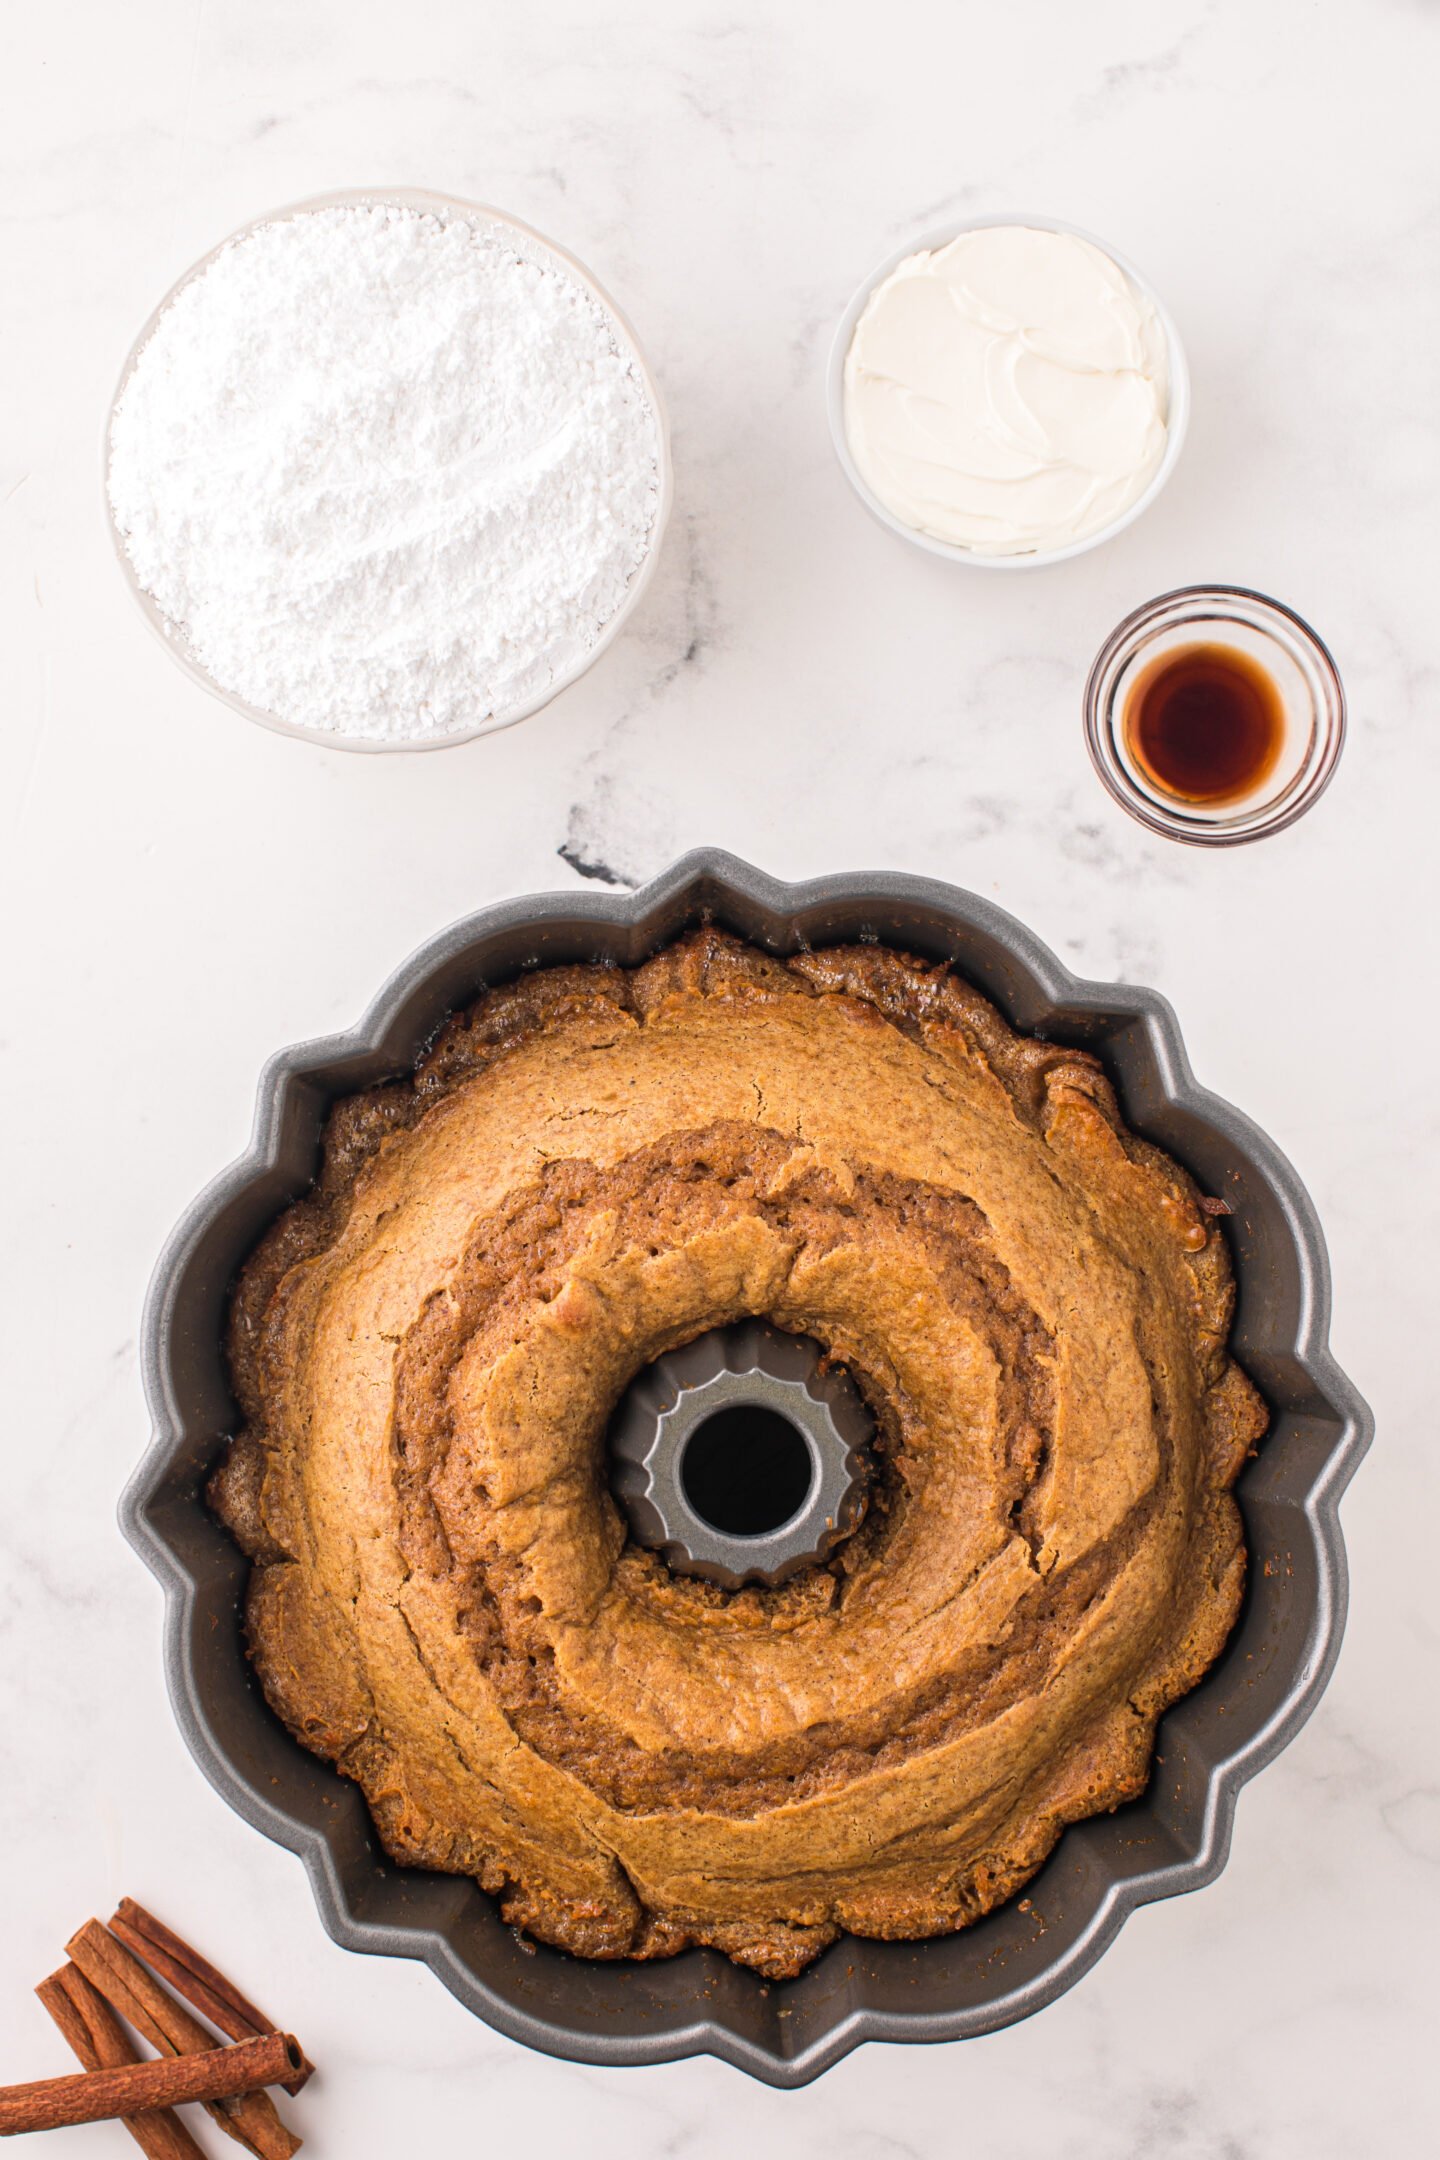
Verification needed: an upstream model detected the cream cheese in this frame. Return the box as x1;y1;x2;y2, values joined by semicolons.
842;224;1171;557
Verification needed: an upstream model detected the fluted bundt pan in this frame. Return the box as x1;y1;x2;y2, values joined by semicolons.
121;852;1371;2087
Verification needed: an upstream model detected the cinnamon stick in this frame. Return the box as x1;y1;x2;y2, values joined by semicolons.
109;1900;314;2087
0;2030;300;2137
66;1921;301;2159
35;1965;204;2160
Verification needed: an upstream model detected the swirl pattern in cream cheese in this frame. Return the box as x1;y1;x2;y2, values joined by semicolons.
843;225;1171;556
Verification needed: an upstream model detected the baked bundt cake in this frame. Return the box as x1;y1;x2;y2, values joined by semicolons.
211;928;1264;1978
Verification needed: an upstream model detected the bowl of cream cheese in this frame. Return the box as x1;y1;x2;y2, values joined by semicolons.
828;215;1188;567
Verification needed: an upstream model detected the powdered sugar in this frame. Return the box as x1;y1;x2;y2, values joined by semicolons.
107;201;664;744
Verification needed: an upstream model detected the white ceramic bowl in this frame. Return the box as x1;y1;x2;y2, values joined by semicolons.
826;212;1190;571
105;188;673;753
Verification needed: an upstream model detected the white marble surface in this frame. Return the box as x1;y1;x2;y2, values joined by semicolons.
3;0;1437;2150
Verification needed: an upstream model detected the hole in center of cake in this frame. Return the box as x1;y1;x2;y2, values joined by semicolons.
678;1405;815;1537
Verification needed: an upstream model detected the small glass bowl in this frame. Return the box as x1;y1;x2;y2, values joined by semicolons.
1083;585;1346;845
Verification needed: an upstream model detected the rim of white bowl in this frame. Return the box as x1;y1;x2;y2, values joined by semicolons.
103;186;675;754
825;211;1190;571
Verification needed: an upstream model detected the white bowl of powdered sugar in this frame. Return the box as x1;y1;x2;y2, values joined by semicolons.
106;189;671;750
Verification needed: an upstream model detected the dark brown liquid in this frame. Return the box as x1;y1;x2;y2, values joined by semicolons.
1124;643;1285;805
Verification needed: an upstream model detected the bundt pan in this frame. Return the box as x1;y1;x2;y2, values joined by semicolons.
122;851;1371;2087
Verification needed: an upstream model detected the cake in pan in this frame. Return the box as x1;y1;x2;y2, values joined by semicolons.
211;928;1264;1979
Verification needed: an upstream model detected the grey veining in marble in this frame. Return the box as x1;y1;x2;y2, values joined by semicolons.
2;0;1437;2151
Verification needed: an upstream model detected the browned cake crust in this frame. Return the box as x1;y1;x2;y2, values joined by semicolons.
211;929;1264;1978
